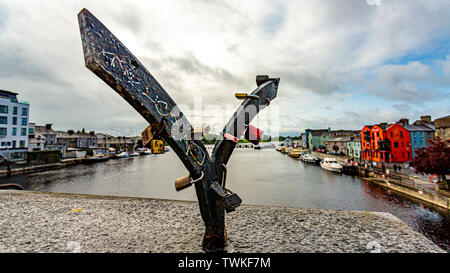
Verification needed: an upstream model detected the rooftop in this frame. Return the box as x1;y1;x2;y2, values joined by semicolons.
435;115;450;121
310;129;330;136
403;124;435;132
0;89;18;96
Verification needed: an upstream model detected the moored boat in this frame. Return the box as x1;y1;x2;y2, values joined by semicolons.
129;151;140;157
116;151;130;158
320;158;343;173
83;153;110;164
289;148;303;158
301;153;318;163
138;148;152;155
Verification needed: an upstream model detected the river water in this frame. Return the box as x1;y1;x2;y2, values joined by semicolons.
20;147;450;251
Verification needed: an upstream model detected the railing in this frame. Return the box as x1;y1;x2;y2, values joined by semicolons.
363;166;436;194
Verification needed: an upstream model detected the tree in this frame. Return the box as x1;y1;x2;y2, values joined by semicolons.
410;138;450;189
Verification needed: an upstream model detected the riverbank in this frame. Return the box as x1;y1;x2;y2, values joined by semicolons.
364;177;450;210
0;190;444;253
0;158;84;177
304;151;450;211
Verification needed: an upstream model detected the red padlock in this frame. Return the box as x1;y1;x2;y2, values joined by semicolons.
245;124;263;145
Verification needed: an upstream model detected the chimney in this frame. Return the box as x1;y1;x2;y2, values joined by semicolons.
397;118;409;126
45;124;52;130
420;115;431;123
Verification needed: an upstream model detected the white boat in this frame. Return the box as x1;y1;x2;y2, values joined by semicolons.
83;152;110;164
117;151;130;158
301;153;318;163
320;158;343;173
129;151;140;157
137;148;152;155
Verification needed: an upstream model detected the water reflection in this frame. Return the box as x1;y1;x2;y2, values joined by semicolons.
9;148;450;251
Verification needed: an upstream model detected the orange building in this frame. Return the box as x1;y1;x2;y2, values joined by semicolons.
360;123;412;163
361;124;388;162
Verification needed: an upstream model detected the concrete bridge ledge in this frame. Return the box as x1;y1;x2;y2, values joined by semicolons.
0;190;444;253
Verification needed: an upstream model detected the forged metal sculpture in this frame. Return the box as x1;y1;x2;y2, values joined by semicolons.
78;9;280;252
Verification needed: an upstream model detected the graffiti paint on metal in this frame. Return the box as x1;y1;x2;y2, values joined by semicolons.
78;8;208;174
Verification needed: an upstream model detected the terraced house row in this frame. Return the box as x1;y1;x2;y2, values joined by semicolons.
361;117;436;163
300;115;449;163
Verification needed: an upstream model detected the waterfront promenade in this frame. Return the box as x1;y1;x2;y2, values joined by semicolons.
306;151;450;210
0;190;444;253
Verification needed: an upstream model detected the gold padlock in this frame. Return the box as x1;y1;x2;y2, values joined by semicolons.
175;174;191;191
174;172;204;192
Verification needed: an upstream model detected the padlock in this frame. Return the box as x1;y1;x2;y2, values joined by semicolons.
174;172;204;191
235;93;247;100
209;166;242;213
224;189;242;213
244;124;263;145
235;93;259;100
175;174;192;191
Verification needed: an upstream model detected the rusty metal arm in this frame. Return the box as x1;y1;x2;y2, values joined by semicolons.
212;76;280;172
78;9;226;251
78;8;280;252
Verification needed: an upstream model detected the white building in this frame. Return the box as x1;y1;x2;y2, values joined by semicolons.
28;122;45;152
283;137;293;147
0;89;30;161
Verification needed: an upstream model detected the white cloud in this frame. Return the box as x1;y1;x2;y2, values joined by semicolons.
0;0;448;136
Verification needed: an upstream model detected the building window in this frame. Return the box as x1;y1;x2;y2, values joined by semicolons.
22;108;28;116
394;142;398;148
0;105;8;114
400;132;403;138
29;128;34;134
12;117;17;125
0;128;6;136
12;128;16;136
12;140;16;148
21;128;26;136
19;140;25;148
13;107;17;115
0;116;7;124
21;117;27;126
390;132;393;137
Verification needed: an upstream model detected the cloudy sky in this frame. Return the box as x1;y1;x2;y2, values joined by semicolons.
0;0;449;137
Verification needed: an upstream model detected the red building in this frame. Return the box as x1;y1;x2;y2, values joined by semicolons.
361;123;412;163
386;123;412;162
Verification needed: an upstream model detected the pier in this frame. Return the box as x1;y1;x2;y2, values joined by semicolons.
0;190;444;253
